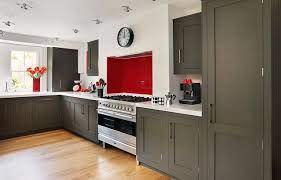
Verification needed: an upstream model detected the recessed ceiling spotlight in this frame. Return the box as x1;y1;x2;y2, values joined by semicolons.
73;29;79;34
92;19;102;25
3;21;15;27
16;2;32;10
122;6;132;13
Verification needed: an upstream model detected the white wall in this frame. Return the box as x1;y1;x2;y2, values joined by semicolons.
81;5;170;96
0;32;86;74
81;4;202;99
0;43;47;92
168;5;202;101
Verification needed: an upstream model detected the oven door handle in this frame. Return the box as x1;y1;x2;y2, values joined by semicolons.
98;109;136;123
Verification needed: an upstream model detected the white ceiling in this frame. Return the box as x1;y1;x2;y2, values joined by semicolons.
0;0;200;42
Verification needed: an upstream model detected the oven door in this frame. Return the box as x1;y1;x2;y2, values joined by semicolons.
98;109;136;137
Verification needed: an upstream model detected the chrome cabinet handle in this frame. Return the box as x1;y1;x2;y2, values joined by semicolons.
59;80;62;89
169;122;173;141
209;104;214;124
81;105;84;115
178;49;181;64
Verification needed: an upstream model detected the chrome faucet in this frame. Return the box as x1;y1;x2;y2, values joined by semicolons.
4;81;8;92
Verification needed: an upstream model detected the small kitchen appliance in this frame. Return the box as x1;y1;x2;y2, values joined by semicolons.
179;83;201;105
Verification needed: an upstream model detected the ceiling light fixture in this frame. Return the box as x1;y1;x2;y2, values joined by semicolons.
73;29;79;34
16;2;32;10
122;6;132;13
0;30;5;37
92;19;102;25
2;21;15;27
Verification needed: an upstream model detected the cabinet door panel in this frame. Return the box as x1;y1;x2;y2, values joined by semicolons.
74;101;88;134
88;102;98;143
168;117;199;180
87;40;99;76
205;0;263;179
33;97;61;130
62;98;74;131
0;101;13;138
174;13;201;74
137;109;168;172
13;100;33;134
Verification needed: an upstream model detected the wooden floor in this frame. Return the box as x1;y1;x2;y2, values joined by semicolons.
0;130;170;180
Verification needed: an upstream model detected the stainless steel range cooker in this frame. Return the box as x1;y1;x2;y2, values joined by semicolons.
97;95;151;155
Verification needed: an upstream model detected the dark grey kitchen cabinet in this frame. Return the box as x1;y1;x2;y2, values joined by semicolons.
0;97;61;139
174;13;202;74
137;108;169;173
137;108;200;180
86;102;99;143
87;40;99;76
202;0;264;179
13;99;33;135
73;98;89;135
168;116;199;180
62;97;75;131
47;47;80;91
0;101;12;138
32;96;62;131
62;96;98;143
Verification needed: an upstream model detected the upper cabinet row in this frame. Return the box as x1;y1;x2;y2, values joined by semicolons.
173;13;202;75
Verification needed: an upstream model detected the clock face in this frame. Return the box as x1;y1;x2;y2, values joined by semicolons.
117;27;134;47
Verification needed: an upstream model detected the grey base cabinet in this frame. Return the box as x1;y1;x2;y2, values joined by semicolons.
137;108;200;180
62;96;98;143
0;97;62;140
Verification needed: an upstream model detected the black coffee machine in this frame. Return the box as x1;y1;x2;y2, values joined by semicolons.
179;83;201;105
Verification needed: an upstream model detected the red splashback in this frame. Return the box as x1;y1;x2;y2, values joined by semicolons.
107;52;153;95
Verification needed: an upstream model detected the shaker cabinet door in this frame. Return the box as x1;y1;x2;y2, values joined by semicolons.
204;0;264;179
137;109;168;173
168;116;199;180
174;13;202;74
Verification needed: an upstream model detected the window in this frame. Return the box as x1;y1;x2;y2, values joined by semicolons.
11;51;38;91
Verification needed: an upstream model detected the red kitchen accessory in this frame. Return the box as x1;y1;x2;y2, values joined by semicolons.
73;80;82;92
183;78;193;85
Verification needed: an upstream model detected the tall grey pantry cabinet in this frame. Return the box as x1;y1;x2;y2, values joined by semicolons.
202;0;265;180
47;47;80;92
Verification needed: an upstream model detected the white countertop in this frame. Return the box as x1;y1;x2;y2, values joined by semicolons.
136;101;202;117
0;92;202;117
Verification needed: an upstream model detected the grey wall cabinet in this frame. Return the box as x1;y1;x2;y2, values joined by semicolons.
174;13;202;74
137;108;200;180
87;40;99;76
202;0;264;179
48;47;80;92
62;96;98;143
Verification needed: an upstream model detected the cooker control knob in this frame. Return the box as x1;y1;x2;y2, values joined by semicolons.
129;108;133;111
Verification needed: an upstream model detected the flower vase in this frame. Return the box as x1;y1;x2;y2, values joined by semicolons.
33;78;40;92
97;88;103;98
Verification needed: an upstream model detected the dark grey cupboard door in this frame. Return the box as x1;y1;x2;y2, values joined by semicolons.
0;101;13;138
87;40;99;76
205;0;264;179
62;97;74;131
87;102;98;143
168;116;199;180
33;97;61;130
174;13;202;74
49;48;79;92
73;100;89;134
137;109;168;172
13;99;33;134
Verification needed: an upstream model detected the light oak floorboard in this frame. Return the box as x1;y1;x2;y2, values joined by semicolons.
0;130;170;180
